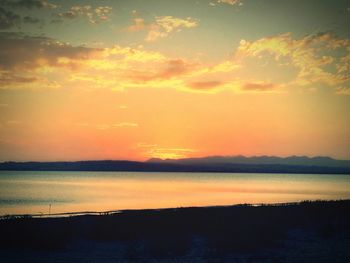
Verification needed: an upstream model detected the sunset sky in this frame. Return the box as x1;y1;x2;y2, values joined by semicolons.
0;0;349;161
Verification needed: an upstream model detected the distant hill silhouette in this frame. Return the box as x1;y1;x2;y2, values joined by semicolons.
147;155;350;167
0;155;350;174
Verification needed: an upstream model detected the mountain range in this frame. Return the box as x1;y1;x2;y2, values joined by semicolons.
0;155;350;174
147;155;350;167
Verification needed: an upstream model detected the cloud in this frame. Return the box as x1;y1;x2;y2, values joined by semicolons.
127;17;147;32
23;16;43;25
237;32;350;90
0;33;101;88
0;32;242;92
0;69;61;90
0;0;57;30
0;71;38;85
0;6;20;29
104;45;165;62
127;13;198;42
187;81;224;90
112;122;138;128
56;5;113;24
241;81;276;91
0;33;101;71
0;32;281;94
136;143;197;159
157;59;194;79
76;122;138;130
335;86;350;95
2;0;57;9
216;0;243;6
147;16;198;41
0;1;52;29
124;58;196;82
94;6;113;21
155;16;197;32
140;146;197;159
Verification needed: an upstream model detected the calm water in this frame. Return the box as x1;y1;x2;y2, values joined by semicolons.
0;171;350;215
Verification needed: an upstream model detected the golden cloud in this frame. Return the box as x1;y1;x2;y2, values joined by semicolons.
127;13;198;42
335;86;350;95
187;81;224;90
0;33;289;94
217;0;243;6
138;145;198;159
56;5;113;24
0;33;242;93
237;32;350;89
127;17;147;32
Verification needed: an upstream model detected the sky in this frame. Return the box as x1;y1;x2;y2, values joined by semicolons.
0;0;349;161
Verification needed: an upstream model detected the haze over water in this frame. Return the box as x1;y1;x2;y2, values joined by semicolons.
1;171;349;216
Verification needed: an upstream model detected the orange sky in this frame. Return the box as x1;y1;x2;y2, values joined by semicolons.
0;0;350;161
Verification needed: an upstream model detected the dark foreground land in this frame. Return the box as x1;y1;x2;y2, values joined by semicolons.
1;200;350;263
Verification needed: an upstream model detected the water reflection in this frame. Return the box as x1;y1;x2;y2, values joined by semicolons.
0;171;349;215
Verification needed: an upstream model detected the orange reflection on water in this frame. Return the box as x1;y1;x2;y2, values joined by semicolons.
1;172;350;215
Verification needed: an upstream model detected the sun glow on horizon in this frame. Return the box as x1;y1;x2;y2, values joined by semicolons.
0;0;349;161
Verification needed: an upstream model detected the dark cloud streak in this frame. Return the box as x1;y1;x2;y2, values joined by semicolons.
23;16;42;24
2;0;57;9
0;6;20;29
0;33;100;70
188;81;224;90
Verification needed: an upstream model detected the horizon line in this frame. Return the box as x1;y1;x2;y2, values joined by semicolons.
1;154;349;163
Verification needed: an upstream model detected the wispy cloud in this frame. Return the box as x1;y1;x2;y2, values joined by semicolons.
127;13;198;41
0;33;239;92
55;5;113;24
241;81;277;92
187;81;224;90
125;59;196;82
148;148;197;159
2;0;57;9
0;71;38;87
335;86;350;95
237;32;350;91
0;0;57;29
127;15;147;32
212;0;243;6
76;122;138;130
0;7;20;29
23;16;43;25
0;0;54;29
3;31;347;95
0;33;101;71
137;143;197;159
112;122;138;128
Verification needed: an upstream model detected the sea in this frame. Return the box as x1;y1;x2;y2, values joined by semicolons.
0;171;350;216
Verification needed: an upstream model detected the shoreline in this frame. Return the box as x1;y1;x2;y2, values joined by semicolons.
1;199;349;219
